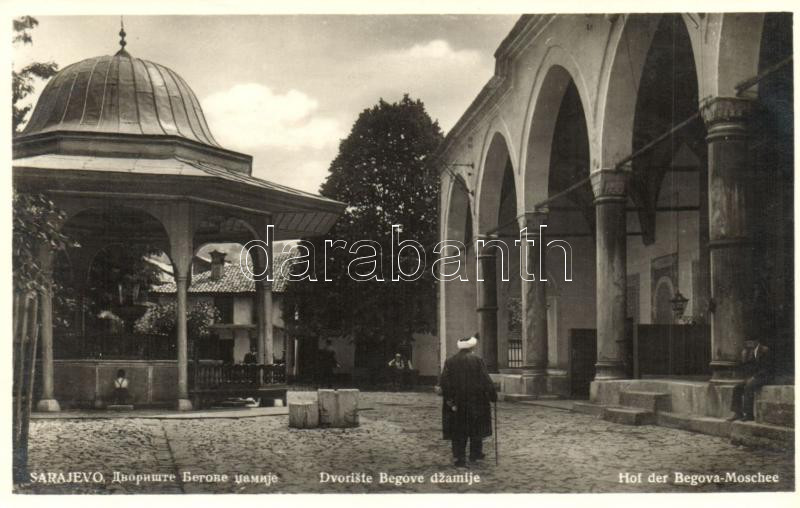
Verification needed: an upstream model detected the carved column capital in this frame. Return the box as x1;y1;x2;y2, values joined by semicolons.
591;169;629;203
518;208;549;231
700;96;756;127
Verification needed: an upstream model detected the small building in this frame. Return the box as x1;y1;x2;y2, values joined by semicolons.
151;248;295;370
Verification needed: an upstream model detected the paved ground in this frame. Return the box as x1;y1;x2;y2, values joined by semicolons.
16;391;794;494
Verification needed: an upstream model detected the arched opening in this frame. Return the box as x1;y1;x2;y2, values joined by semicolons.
53;207;173;361
441;178;478;362
524;64;595;396
496;158;520;370
626;14;710;376
474;132;515;371
752;13;793;378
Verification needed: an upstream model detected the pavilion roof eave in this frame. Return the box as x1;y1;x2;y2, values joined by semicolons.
12;154;346;239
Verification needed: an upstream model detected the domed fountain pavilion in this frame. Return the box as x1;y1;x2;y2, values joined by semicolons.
13;31;345;411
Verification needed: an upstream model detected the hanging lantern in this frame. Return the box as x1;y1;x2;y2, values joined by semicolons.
670;290;689;319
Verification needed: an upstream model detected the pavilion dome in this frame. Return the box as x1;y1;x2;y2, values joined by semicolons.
20;49;221;148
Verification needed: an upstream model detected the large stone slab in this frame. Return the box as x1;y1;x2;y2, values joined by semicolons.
755;385;794;427
730;421;794;451
602;406;655;426
289;401;319;428
335;389;359;427
655;411;731;438
591;379;735;418
318;389;337;427
619;391;671;412
572;401;604;417
755;401;794;427
318;389;360;428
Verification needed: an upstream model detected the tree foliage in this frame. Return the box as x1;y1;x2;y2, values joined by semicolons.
283;95;443;355
135;301;222;340
12;192;76;294
13;16;58;133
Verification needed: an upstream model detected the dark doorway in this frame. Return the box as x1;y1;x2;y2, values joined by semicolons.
569;328;597;399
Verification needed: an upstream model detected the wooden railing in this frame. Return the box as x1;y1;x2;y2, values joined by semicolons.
189;363;286;389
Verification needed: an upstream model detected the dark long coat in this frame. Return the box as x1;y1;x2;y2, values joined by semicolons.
439;350;497;440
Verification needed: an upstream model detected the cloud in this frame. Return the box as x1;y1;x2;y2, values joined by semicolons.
202;83;343;151
398;39;483;65
361;40;491;132
252;156;331;195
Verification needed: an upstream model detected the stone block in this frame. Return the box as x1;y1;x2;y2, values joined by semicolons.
318;389;337;427
107;404;134;411
336;389;359;427
572;401;604;417
500;394;537;402
317;389;360;428
755;401;794;427
730;421;794;451
656;411;731;438
289;402;319;428
602;406;655;426
619;391;671;412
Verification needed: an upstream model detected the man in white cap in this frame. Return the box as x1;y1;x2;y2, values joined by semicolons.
439;333;497;467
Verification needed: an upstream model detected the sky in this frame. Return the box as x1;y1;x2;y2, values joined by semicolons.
13;15;519;194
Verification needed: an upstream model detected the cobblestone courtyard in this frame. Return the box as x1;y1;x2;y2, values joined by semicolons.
17;391;794;494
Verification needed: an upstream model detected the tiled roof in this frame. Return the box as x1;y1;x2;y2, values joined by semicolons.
151;250;294;294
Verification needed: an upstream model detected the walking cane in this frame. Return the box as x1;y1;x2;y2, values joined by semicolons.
494;400;499;465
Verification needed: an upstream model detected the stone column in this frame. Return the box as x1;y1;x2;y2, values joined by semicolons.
257;281;274;365
519;210;548;394
36;245;60;412
166;201;193;410
175;272;192;410
701;97;756;382
286;334;296;378
591;170;629;380
476;235;498;372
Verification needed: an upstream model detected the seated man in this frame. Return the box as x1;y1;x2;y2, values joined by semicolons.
387;353;413;391
113;369;131;405
243;346;258;364
729;339;772;421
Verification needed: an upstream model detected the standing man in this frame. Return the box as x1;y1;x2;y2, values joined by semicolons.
318;339;339;388
729;339;772;421
439;334;497;467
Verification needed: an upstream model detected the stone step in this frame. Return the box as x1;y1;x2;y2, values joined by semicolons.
755;401;794;427
730;420;794;451
106;404;134;411
498;393;538;402
656;411;731;438
619;390;671;412
572;401;604;417
602;406;655;426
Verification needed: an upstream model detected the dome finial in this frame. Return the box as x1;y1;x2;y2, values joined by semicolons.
116;16;130;56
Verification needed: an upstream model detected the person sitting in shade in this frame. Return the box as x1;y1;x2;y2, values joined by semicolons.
388;353;413;391
728;338;772;421
113;369;131;405
243;345;258;364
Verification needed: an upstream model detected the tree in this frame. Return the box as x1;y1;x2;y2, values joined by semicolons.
135;301;222;341
13;16;58;133
12;17;66;484
283;95;443;370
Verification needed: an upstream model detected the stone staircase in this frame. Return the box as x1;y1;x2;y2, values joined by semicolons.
572;383;794;451
574;390;668;426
